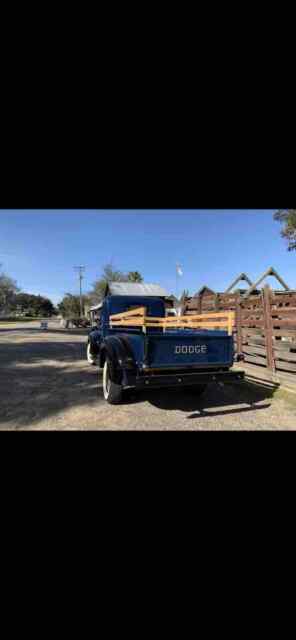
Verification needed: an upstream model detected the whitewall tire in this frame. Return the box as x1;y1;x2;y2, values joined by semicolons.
87;342;96;365
102;360;123;404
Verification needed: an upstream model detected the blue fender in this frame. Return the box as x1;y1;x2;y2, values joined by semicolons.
100;335;136;381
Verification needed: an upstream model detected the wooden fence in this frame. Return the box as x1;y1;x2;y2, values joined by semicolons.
183;287;296;386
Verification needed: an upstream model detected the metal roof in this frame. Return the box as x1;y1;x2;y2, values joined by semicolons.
105;282;169;297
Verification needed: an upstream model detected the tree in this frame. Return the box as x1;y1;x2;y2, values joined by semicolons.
127;271;143;282
11;293;56;317
88;263;144;304
58;293;88;319
274;209;296;251
0;264;20;314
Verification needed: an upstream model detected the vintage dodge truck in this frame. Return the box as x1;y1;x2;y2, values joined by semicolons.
86;294;244;404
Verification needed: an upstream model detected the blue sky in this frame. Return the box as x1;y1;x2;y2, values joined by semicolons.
0;210;294;304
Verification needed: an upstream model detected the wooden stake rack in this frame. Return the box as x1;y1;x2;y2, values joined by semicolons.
109;307;235;335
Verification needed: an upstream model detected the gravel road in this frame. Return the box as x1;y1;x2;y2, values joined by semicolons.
0;320;295;430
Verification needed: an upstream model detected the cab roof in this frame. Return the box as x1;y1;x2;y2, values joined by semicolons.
104;282;168;297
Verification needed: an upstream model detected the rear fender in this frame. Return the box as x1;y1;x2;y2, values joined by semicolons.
88;329;101;354
100;336;136;382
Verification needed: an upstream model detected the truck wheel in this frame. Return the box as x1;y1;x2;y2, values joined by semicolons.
87;342;96;365
102;359;123;404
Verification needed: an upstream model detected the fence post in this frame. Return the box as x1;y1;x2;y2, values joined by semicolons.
263;285;275;374
235;293;242;357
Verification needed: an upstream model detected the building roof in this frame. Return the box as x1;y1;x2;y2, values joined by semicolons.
194;285;215;298
105;282;169;297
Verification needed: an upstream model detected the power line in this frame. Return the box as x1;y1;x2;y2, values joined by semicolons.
74;266;85;317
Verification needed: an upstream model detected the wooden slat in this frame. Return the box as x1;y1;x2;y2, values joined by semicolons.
159;311;235;321
243;345;267;357
274;349;296;362
274;370;296;386
111;320;233;331
241;308;264;314
271;320;296;327
273;330;296;338
242;328;265;336
241;302;263;309
146;321;231;329
110;307;145;320
110;318;144;324
270;307;296;314
271;295;296;304
241;311;264;317
272;340;296;351
275;360;296;373
241;321;264;328
244;354;267;366
244;337;266;346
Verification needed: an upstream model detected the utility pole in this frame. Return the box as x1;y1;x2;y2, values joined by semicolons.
74;266;85;317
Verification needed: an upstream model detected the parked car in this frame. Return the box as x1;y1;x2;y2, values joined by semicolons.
71;318;91;328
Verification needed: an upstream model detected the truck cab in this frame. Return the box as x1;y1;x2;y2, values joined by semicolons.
87;294;244;404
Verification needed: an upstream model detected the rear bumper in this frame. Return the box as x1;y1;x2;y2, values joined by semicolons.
127;369;245;390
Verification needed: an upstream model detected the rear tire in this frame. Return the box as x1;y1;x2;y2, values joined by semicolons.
102;359;123;404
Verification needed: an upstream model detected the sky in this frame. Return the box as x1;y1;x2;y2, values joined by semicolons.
0;210;294;305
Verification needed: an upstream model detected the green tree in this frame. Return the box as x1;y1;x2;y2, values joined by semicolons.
12;293;56;317
58;293;88;319
88;263;143;304
0;264;20;314
127;271;143;282
274;209;296;251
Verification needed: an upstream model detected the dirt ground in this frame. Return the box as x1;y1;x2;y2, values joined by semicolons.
0;320;296;430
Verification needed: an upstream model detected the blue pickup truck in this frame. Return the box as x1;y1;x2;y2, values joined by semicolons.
86;294;244;404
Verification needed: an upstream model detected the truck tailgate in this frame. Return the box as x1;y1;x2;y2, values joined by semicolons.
146;332;233;368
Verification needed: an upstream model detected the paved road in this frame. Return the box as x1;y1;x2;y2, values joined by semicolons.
0;321;295;429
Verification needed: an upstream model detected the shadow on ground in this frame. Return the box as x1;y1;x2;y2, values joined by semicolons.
0;337;279;428
128;379;278;420
0;327;88;336
0;340;100;428
0;340;87;365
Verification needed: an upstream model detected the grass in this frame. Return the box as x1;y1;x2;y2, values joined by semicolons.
241;376;296;409
273;387;296;408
